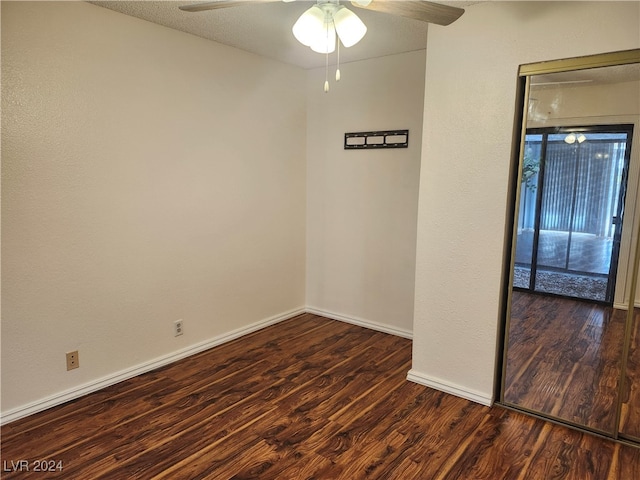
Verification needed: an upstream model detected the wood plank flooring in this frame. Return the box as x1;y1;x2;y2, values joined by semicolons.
620;308;640;440
504;291;627;434
2;313;638;479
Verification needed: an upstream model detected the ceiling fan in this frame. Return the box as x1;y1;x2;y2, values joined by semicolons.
179;1;465;91
179;1;464;26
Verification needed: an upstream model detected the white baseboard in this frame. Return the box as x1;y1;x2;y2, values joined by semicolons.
613;301;640;310
406;369;493;407
305;306;413;339
0;307;306;425
3;306;412;424
614;301;630;310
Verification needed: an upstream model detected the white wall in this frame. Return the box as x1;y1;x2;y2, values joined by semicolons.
306;50;426;337
529;81;640;124
1;1;307;420
410;1;640;405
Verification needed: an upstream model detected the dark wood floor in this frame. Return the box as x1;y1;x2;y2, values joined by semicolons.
504;291;628;434
2;313;639;479
620;308;640;440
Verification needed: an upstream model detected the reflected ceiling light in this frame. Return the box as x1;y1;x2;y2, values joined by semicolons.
293;1;368;92
564;133;587;144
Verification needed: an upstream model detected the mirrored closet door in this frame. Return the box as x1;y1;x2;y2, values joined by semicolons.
500;49;640;442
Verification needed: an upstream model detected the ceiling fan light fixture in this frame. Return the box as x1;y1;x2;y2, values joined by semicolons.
310;21;336;54
564;133;577;144
292;5;326;47
564;133;587;144
333;6;367;48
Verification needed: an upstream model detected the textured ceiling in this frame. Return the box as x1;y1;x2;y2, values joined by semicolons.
89;1;478;69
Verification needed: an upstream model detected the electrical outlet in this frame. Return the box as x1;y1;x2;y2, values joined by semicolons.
66;350;79;371
174;320;184;337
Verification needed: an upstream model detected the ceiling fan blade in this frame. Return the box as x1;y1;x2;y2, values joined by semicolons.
350;1;464;26
179;0;281;12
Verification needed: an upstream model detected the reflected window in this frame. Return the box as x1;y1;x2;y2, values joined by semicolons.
513;125;633;303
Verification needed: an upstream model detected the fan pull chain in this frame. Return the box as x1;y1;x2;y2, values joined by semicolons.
336;34;341;82
324;17;330;93
324;50;329;93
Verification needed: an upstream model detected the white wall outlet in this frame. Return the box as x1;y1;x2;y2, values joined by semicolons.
174;319;184;337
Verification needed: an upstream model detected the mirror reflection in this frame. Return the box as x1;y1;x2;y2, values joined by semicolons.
503;59;640;436
619;272;640;441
